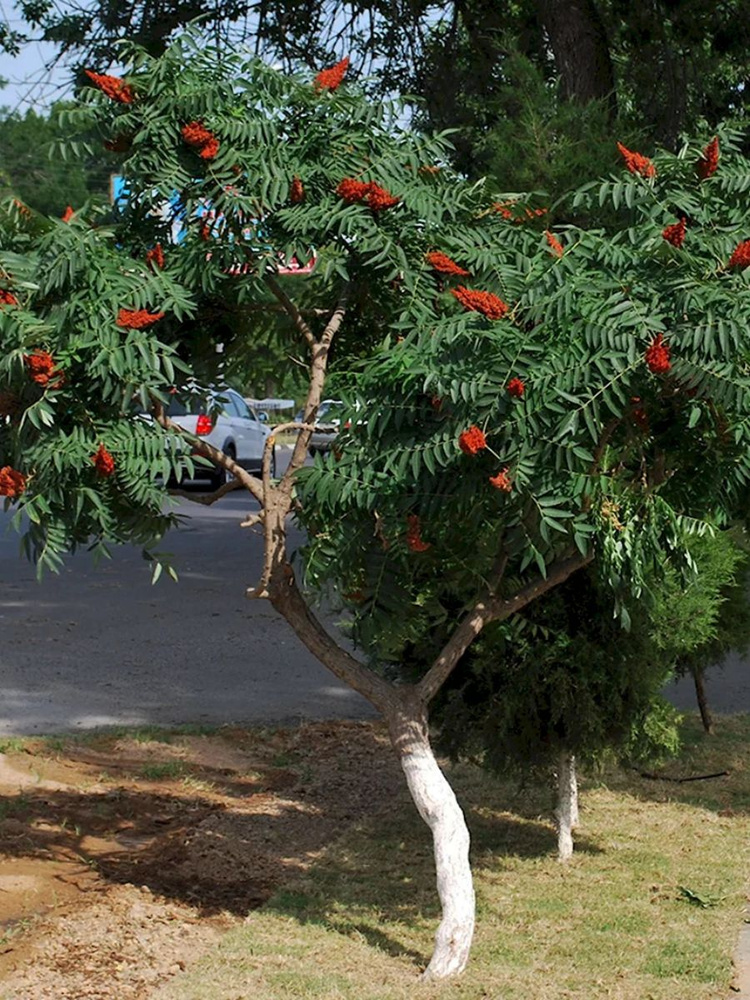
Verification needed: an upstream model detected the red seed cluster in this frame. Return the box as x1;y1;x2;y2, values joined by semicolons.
91;444;115;477
507;377;525;398
61;206;74;223
84;70;134;104
336;178;399;211
662;217;686;248
116;308;165;329
0;290;18;307
451;286;508;320
314;56;350;92
493;201;547;223
426;251;470;276
545;231;564;257
0;466;26;498
728;239;750;270
146;244;165;270
458;425;487;455
617;141;656;179
25;350;64;388
696;136;719;181
181;122;219;161
645;334;671;374
406;515;431;552
489;469;512;492
290;176;305;204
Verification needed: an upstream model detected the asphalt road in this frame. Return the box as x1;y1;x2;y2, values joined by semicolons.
0;452;748;735
0;451;376;735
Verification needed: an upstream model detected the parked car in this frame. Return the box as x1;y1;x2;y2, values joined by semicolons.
165;387;275;488
306;399;344;456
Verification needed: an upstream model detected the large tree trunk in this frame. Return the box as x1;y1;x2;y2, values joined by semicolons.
387;696;475;979
555;751;579;862
536;0;617;115
692;668;714;734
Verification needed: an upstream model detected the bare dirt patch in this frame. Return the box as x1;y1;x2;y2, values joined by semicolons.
0;721;401;1000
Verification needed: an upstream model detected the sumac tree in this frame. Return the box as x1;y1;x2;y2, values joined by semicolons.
1;35;750;978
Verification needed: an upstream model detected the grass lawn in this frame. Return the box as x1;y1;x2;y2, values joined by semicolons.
154;713;750;1000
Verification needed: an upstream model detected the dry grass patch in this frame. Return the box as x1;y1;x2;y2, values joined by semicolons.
154;714;750;1000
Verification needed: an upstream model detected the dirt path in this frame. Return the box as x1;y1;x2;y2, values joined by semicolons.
0;721;402;1000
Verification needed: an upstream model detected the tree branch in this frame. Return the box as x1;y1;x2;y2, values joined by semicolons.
417;550;593;704
168;479;244;505
263;272;316;347
267;564;395;711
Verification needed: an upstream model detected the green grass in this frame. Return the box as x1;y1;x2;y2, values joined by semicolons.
153;713;750;1000
137;760;189;780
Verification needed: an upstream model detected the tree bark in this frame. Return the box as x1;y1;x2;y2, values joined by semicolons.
387;696;475;979
556;751;578;861
536;0;616;115
692;668;714;734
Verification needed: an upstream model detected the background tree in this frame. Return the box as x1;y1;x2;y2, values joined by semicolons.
4;1;748;194
0;104;110;216
3;38;750;979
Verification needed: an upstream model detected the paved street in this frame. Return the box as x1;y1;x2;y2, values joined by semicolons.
0;455;748;734
0;453;375;735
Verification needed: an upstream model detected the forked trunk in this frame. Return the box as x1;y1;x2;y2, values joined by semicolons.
387;698;475;979
556;751;578;861
692;668;714;734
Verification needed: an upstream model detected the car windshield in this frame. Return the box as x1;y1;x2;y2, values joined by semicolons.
165;390;234;417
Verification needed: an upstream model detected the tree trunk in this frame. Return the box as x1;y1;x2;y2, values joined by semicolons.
387;696;475;979
536;0;617;116
692;668;714;734
556;751;578;862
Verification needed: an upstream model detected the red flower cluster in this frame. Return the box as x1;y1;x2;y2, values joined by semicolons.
84;70;134;104
489;468;512;492
61;206;74;223
25;350;64;388
451;286;508;320
0;466;26;498
728;239;750;270
314;56;350;92
290;176;305;204
507;377;525;398
545;230;563;258
406;514;431;552
617;141;656;179
336;178;399;211
181;122;219;161
116;308;165;329
493;201;547;223
696;136;719;181
146;244;165;270
0;289;18;307
458;425;487;455
426;251;470;276
645;334;671;374
662;217;686;248
91;444;115;477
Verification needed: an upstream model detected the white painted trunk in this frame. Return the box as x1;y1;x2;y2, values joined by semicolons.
556;751;578;862
400;739;475;979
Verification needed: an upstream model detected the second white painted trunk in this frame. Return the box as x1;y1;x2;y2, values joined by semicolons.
399;739;475;979
556;751;578;862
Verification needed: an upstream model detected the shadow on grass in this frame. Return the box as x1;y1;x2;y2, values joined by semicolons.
588;713;750;816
